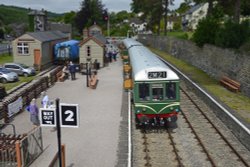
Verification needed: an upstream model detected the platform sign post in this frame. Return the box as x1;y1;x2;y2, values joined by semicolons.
60;103;79;128
55;98;62;167
39;108;56;127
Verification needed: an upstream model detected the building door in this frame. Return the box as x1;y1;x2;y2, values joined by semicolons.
34;49;41;70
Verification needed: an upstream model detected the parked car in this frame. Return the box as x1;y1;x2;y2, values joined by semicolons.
3;63;36;77
0;67;19;83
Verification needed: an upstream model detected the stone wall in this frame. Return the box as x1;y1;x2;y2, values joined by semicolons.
138;35;250;97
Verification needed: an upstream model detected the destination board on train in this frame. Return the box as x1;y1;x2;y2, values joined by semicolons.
148;71;167;79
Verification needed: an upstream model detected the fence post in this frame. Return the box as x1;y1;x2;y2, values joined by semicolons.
62;144;66;167
3;102;8;123
15;141;22;167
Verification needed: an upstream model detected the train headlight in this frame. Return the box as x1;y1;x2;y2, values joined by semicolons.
142;108;146;112
170;107;174;110
175;108;179;112
136;110;141;113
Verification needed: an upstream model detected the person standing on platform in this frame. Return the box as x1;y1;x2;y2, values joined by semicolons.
69;61;76;80
29;98;40;126
41;91;49;108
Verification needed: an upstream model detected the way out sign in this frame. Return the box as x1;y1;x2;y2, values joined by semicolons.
39;108;56;127
60;103;79;128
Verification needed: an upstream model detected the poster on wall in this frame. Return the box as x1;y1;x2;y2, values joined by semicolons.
8;97;23;117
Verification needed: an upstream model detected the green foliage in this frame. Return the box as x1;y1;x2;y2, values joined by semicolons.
173;22;182;31
215;20;250;49
0;28;4;39
167;31;190;40
110;24;130;36
63;11;76;25
192;17;220;47
0;54;13;63
0;4;61;25
0;5;29;25
75;0;105;33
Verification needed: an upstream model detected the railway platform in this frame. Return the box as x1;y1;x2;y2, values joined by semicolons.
3;58;126;167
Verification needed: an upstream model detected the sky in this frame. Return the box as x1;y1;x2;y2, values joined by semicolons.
0;0;184;14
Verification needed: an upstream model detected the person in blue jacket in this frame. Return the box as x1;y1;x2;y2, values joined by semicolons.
68;61;76;80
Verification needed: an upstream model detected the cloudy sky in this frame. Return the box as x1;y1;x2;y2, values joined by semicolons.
0;0;183;13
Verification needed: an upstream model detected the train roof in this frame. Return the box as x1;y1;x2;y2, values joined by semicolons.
123;38;143;49
129;45;179;81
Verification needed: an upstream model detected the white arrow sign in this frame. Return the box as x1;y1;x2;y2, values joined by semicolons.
39;108;56;127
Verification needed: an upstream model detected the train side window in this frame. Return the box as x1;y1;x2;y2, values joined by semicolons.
139;83;150;101
152;84;163;101
166;83;176;99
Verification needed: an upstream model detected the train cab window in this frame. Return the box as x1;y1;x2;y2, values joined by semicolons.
166;83;176;100
139;83;150;101
152;84;163;101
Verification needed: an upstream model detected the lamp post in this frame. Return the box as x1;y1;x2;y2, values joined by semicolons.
107;16;110;37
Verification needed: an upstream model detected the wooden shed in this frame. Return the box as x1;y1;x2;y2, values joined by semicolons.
79;34;107;68
12;31;68;70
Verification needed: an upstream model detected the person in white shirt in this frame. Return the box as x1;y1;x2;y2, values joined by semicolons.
41;91;49;108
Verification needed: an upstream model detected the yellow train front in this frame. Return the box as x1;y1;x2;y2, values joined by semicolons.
123;38;180;128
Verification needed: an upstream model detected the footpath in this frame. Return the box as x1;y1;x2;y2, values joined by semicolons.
3;58;124;167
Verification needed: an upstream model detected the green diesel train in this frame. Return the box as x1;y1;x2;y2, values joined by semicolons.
123;38;180;128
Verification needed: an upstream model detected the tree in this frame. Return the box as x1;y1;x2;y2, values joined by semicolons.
0;28;4;40
163;0;174;35
64;11;76;25
75;0;105;33
131;0;165;35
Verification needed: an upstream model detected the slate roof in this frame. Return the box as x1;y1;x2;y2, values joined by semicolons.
185;3;205;15
27;31;68;42
93;34;107;44
79;34;107;47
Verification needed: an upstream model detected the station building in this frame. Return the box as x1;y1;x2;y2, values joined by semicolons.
79;24;107;68
12;31;68;70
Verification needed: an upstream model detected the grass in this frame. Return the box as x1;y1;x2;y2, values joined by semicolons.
3;76;35;91
150;47;250;124
165;31;193;40
0;54;13;64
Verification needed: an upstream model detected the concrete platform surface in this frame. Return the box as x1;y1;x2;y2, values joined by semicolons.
3;59;124;167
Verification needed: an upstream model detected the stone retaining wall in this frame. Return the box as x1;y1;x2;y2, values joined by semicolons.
138;35;250;97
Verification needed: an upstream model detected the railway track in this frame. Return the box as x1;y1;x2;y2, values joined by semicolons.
179;86;250;167
132;85;250;167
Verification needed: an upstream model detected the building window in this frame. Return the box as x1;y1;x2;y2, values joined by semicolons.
17;42;29;55
86;46;91;57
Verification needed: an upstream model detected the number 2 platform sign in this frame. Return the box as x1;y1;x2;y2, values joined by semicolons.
60;103;79;128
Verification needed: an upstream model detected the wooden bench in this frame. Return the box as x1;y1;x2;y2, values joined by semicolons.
220;76;240;92
56;70;66;82
89;74;98;89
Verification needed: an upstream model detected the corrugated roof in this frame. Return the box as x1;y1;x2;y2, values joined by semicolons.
27;31;68;42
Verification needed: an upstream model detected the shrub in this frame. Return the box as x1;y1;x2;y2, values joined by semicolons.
192;17;220;47
215;20;250;49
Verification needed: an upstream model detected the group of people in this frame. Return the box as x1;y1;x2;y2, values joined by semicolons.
27;91;50;126
106;45;119;63
28;61;77;126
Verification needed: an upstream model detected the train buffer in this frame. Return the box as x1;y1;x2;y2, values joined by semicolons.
220;76;241;92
